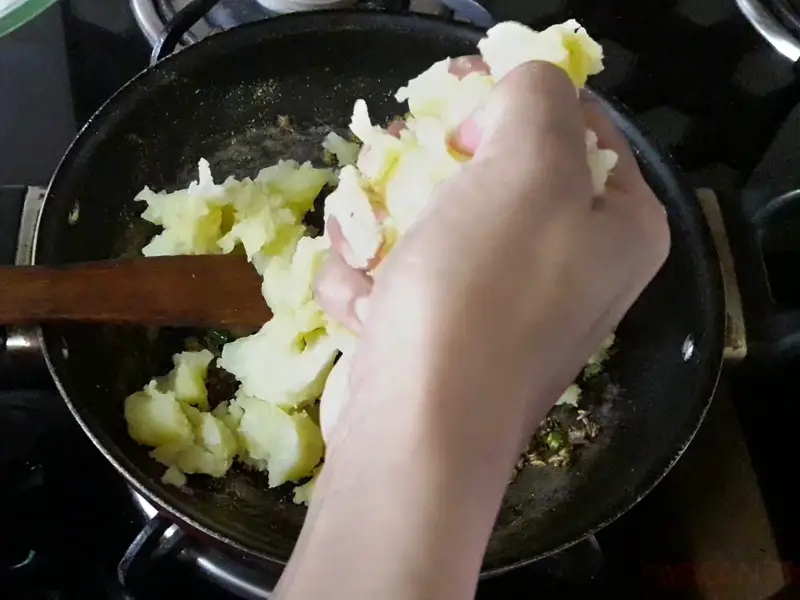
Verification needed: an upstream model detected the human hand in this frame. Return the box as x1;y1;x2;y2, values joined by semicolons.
314;58;670;453
275;57;670;600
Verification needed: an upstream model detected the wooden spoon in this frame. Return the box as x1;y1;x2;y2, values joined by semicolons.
0;254;273;329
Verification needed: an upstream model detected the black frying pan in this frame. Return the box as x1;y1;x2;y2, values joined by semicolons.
32;9;726;577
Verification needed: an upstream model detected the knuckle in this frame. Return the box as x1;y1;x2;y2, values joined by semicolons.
386;119;407;138
508;60;575;97
637;191;672;267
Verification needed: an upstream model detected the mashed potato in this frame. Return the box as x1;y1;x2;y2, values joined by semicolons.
125;350;238;481
123;20;617;504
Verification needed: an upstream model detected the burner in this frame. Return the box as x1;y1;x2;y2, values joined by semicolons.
771;0;800;36
131;0;378;48
736;0;800;62
130;0;489;49
0;391;138;600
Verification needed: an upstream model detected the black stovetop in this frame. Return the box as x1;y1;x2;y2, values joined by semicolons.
4;0;800;189
4;1;800;599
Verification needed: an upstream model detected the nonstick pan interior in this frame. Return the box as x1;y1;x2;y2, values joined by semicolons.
35;12;724;573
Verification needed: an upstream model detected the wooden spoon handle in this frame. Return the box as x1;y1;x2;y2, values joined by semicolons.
0;254;272;329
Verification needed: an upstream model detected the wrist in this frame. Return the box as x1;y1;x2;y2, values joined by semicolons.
281;444;504;599
276;332;565;600
277;380;521;600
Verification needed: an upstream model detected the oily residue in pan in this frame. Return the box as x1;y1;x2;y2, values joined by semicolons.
201;120;336;179
484;372;625;568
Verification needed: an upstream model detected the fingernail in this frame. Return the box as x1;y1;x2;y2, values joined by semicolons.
449;55;491;80
354;297;370;323
387;119;407;138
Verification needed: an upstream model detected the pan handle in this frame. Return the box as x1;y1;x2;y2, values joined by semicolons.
0;327;49;389
151;0;223;66
0;186;50;389
117;513;188;595
699;188;800;366
696;189;748;364
119;512;279;597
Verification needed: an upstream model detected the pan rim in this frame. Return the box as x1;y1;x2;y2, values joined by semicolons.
34;8;726;577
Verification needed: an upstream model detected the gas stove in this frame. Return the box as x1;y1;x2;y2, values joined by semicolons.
129;0;492;49
3;0;800;598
